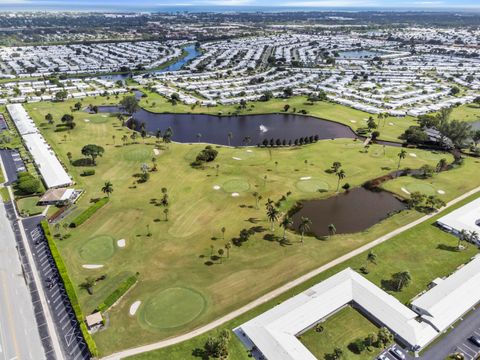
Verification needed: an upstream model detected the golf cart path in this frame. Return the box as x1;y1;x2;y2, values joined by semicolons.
101;186;480;360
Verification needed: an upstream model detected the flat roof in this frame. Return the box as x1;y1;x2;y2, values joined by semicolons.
436;197;480;235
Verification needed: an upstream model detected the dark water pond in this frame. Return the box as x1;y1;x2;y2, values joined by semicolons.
125;111;357;146
291;187;406;237
339;50;383;59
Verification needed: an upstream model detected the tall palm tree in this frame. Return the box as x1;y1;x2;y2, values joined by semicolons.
122;134;128;146
266;203;279;231
225;242;231;258
458;229;469;250
469;230;479;245
197;133;202;143
102;181;113;197
336;169;346;192
328;223;336;237
393;271;411;291
397;149;407;170
298;217;312;244
280;216;293;240
163;208;169;221
253;192;260;209
227;132;233;146
365;251;377;270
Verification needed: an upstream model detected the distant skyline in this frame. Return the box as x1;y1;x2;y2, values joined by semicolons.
0;0;480;11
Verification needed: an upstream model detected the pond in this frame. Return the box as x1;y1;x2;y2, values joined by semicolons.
126;111;358;146
291;187;406;237
96;44;200;82
338;50;383;59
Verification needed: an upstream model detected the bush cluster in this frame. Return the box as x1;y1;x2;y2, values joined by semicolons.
96;274;138;312
70;197;109;228
16;171;41;194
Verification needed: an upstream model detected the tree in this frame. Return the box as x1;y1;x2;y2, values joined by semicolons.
366;251;377;269
163;208;169;221
367;116;377;130
45;113;53;124
221;227;226;240
407;191;425;209
365;332;377;349
102;181;113;197
81;144;104;165
458;229;468;250
331;161;342;173
66;152;72;164
61;113;75;129
328;223;336;237
336;169;346;192
280;216;293;241
332;347;343;360
120;95;139;115
55;90;68;101
397;149;407;169
392;271;412;291
265;200;279;231
377;327;394;348
436;158;448;173
121;134;128;146
79;277;95;295
252;192;261;209
218;249;224;263
227;132;233;146
225;242;231;258
298;216;312;244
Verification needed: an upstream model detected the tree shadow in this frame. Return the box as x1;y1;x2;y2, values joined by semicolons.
437;244;458;252
381;278;398;292
71;158;94;167
191;348;208;360
246;217;260;224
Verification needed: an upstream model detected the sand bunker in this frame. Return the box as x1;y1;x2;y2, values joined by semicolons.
350;120;357;123
300;176;312;180
389;122;394;126
213;185;221;190
246;150;253;153
82;264;104;269
409;153;417;157
153;149;160;156
117;239;126;248
232;157;242;160
129;301;141;316
231;192;240;197
437;190;445;195
84;119;90;123
401;187;411;195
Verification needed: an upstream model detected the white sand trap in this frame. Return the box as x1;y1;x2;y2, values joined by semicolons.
82;264;104;269
300;176;312;180
101;115;108;118
401;187;411;195
129;301;141;316
117;239;126;248
437;190;445;195
153;149;160;156
350;120;357;123
232;157;242;160
409;153;417;157
231;192;240;197
213;185;221;190
246;150;253;153
389;122;394;126
84;119;90;123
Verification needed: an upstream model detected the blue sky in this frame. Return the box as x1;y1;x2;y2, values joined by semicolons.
0;0;479;9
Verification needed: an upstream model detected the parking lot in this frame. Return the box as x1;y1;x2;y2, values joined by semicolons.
23;216;91;360
0;149;26;184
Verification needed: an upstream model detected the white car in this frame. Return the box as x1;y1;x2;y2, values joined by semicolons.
389;346;406;360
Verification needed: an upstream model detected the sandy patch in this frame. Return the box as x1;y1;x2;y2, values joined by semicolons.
389;122;394;126
300;176;312;180
84;119;90;122
246;150;253;153
82;264;104;269
153;149;160;156
231;192;240;197
401;187;410;195
232;157;242;160
129;301;141;316
437;190;445;195
350;120;357;123
101;115;108;118
409;153;417;157
213;185;221;190
117;239;126;248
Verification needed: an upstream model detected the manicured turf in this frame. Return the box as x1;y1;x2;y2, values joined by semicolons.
79;235;115;262
222;178;250;193
17;196;45;216
295;178;330;192
23;97;480;356
404;182;437;196
299;306;383;360
123;147;153;162
138;287;206;330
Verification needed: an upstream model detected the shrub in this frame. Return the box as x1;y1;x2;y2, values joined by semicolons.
96;274;138;312
196;146;218;163
16;172;41;194
40;221;98;357
81;169;95;176
70;197;109;228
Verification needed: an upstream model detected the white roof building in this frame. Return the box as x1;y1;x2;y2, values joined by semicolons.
436;197;480;237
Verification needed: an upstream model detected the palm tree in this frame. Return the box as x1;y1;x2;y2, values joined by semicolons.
397;149;407;170
221;227;226;240
112;135;116;145
66;152;72;164
122;134;128;146
253;192;260;209
331;161;342;173
227;132;233;146
216;164;220;176
163;208;169;221
102;181;113;197
336;169;346;192
469;230;479;245
393;271;411;291
298;217;312;244
197;133;202;143
79;277;95;295
266;203;279;231
328;223;336;237
365;251;377;270
280;216;293;240
225;242;231;258
458;229;469;250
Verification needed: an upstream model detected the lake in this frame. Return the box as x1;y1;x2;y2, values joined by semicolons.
291;187;406;237
338;50;383;59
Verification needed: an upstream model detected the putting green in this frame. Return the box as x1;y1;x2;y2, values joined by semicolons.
139;287;206;329
295;179;329;193
88;116;109;124
124;147;152;162
222;178;250;193
405;182;436;196
79;235;115;262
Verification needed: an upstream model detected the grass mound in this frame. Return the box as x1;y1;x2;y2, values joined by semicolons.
296;179;329;193
405;182;436;196
222;178;250;193
139;287;206;330
79;235;115;262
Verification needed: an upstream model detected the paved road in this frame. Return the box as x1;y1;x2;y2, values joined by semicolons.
22;216;90;360
0;201;46;360
0;149;25;185
102;187;480;359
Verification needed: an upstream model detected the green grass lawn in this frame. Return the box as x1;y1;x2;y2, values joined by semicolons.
138;91;417;142
16;196;45;216
449;103;480;123
23;96;480;356
299;306;384;360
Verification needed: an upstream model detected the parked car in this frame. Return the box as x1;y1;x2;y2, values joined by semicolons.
377;354;387;360
469;335;480;346
389;346;406;360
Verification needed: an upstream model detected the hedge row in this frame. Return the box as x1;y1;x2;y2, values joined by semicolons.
96;274;138;313
70;197;109;228
41;221;98;357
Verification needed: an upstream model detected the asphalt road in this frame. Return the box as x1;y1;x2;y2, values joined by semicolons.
0;149;25;185
0;201;46;360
